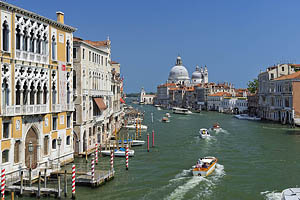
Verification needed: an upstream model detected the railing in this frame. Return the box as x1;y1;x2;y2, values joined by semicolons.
52;104;61;112
15;50;49;64
67;103;75;111
1;104;50;116
90;89;113;96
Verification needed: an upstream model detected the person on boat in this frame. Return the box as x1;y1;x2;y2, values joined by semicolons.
202;130;206;135
202;163;208;168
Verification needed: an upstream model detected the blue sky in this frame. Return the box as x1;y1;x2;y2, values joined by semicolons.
8;0;300;93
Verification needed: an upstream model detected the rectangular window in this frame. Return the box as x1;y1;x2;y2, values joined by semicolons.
14;141;20;163
73;48;77;59
105;58;108;66
89;51;91;61
67;115;71;128
3;122;10;138
282;66;284;71
52;116;57;130
2;150;9;163
44;136;49;155
101;56;103;65
82;48;85;59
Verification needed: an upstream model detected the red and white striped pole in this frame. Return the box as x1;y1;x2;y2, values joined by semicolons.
125;145;129;170
1;169;5;200
71;165;75;199
147;133;150;152
110;150;114;170
95;144;98;165
152;130;155;147
91;155;95;183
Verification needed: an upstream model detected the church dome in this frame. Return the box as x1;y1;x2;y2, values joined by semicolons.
192;66;202;79
168;56;190;81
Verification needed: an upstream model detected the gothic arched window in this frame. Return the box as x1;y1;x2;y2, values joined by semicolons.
29;30;35;53
23;28;28;51
2;21;9;51
16;26;21;50
36;33;41;54
66;40;70;63
2;79;9;106
51;35;56;60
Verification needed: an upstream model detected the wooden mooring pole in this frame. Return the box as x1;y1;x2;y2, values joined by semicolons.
44;169;47;188
64;170;67;197
37;171;41;198
147;134;150;152
20;171;23;196
57;175;61;199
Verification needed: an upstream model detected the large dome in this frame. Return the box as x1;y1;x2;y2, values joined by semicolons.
192;66;202;79
168;56;190;81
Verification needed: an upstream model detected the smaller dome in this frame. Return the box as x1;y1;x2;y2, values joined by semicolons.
192;65;202;79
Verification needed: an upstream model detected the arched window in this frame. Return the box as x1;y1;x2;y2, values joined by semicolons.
15;81;21;105
23;28;28;51
2;21;9;51
2;79;9;106
36;33;41;54
52;139;57;149
66;136;70;145
66;40;70;63
43;83;47;104
2;149;9;163
52;82;56;104
73;71;76;90
16;26;21;50
73;108;76;123
37;83;41;104
30;82;35;105
29;30;35;53
51;35;56;60
42;33;47;55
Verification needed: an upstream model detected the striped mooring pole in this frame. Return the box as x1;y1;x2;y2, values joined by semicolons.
110;150;114;170
1;169;5;200
72;165;76;199
125;145;129;170
95;144;98;165
152;130;155;147
147;133;150;152
91;155;95;183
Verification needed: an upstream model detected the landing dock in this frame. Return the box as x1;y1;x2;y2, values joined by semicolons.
76;170;115;187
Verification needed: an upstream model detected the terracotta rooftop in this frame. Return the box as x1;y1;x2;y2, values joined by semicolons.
208;92;232;97
73;37;110;48
275;71;300;80
111;61;119;64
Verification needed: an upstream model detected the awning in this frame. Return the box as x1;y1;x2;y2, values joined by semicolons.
120;97;125;104
94;98;107;111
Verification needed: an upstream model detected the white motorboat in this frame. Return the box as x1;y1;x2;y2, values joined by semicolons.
162;117;170;123
172;107;192;115
199;128;210;138
165;113;171;118
101;148;135;157
157;107;162;110
281;188;300;200
234;114;261;121
124;124;148;130
192;156;218;177
118;139;145;146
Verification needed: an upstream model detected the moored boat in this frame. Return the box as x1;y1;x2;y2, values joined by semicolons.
192;156;218;177
234;114;261;121
199;128;210;138
101;148;135;157
281;188;300;200
118;139;145;146
172;107;192;115
124;124;148;130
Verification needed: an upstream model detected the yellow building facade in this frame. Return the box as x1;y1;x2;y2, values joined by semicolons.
0;1;76;180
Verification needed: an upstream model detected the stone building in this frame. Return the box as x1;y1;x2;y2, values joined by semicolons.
73;37;113;155
0;1;76;180
139;87;155;104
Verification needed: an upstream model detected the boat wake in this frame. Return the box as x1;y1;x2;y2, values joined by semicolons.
261;190;282;200
164;164;225;200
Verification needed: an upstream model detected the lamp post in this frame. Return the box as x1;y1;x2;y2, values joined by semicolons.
57;137;62;169
28;141;34;187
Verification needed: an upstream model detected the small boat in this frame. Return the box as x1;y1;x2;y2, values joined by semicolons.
199;128;210;138
165;113;171;118
212;123;220;130
281;188;300;200
162;117;169;123
157;107;162;110
172;107;192;115
234;114;261;121
192;156;218;177
101;148;135;157
124;124;148;130
118;139;145;146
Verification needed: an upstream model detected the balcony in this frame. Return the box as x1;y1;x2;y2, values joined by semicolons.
91;90;113;97
52;104;61;113
66;103;75;111
15;50;49;64
2;105;50;116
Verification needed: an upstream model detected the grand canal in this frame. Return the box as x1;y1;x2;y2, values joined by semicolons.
21;103;300;200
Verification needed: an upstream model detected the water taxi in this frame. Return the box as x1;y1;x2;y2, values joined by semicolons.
212;123;220;130
199;128;210;138
124;124;148;130
281;188;300;200
234;114;261;121
162;117;170;123
192;156;218;177
172;107;192;115
101;148;135;157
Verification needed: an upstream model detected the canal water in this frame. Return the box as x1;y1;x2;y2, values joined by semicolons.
20;103;300;200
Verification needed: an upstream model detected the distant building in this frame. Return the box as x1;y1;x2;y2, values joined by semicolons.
139;88;155;104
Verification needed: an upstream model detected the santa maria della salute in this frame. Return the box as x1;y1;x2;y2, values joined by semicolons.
167;56;208;86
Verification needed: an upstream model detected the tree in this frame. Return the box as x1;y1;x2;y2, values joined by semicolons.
247;78;258;93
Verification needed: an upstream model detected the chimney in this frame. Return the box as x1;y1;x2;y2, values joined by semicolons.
56;11;64;24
